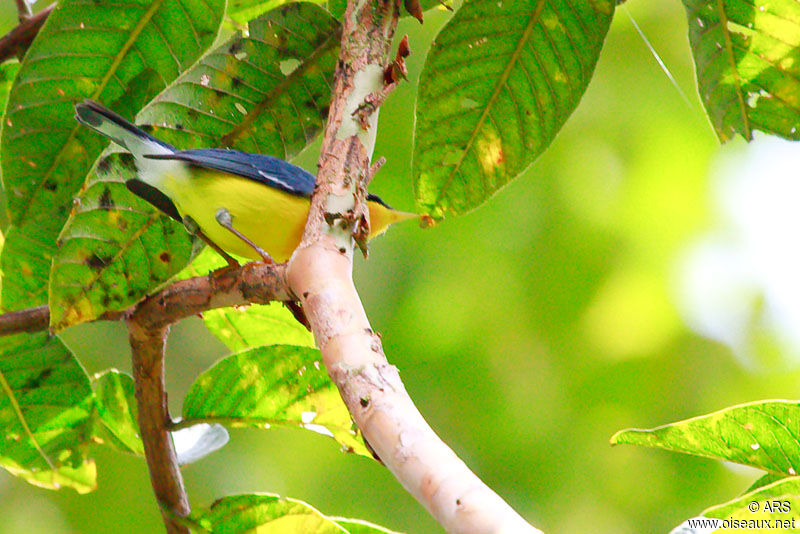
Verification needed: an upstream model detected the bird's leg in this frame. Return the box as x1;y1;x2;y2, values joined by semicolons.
214;207;275;264
182;215;240;270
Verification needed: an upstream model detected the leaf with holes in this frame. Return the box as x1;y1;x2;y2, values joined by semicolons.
179;248;314;351
0;0;224;312
0;333;96;493
611;400;800;477
139;2;339;157
92;369;143;455
684;0;800;141
48;152;194;332
181;345;369;456
413;0;614;219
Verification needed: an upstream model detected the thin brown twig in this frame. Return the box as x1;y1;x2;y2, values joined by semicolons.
0;262;290;337
0;2;55;63
122;262;288;533
127;317;189;534
0;305;50;335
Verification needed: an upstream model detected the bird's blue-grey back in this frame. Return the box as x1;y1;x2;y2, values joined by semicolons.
145;148;317;197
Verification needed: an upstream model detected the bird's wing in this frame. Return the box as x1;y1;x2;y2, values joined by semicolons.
145;148;317;197
125;178;182;222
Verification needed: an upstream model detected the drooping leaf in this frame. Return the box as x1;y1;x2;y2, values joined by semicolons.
413;0;614;219
182;345;369;456
48;2;340;331
171;423;229;465
92;369;143;456
0;0;225;312
701;477;800;527
190;494;347;533
48;152;195;332
683;0;800;141
179;248;315;351
611;400;800;476
0;333;96;493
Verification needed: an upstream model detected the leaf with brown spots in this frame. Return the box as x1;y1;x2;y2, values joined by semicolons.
0;0;225;313
190;494;399;533
0;332;96;493
413;0;614;219
48;3;341;332
139;2;340;158
182;345;370;457
612;400;800;476
48;152;194;333
683;0;800;141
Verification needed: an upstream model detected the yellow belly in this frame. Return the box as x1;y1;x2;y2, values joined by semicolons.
162;168;415;262
167;170;309;262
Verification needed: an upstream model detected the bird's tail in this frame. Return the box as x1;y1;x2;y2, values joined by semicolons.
74;100;174;157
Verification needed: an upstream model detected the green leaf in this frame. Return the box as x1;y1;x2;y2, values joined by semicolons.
745;472;786;494
611;400;800;476
182;345;369;456
413;0;614;219
139;2;339;158
331;518;402;534
204;303;315;351
1;216;62;310
2;0;225;225
180;248;315;351
48;152;195;332
0;0;225;312
683;0;800;141
229;0;325;24
0;333;96;493
48;2;340;331
92;369;143;456
0;59;19;120
704;477;800;524
191;494;347;533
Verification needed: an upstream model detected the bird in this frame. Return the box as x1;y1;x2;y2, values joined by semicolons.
74;99;416;265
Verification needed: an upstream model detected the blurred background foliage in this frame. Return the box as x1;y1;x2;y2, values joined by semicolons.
1;0;799;533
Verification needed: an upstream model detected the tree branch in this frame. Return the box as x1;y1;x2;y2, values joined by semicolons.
127;317;190;534
0;305;50;335
0;2;55;63
0;262;289;336
122;263;290;532
286;1;540;532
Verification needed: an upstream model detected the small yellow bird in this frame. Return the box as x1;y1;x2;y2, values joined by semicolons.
75;100;416;263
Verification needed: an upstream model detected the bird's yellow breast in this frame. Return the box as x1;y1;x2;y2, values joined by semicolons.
162;168;413;262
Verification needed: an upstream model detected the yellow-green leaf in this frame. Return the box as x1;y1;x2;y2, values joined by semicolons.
413;0;614;218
